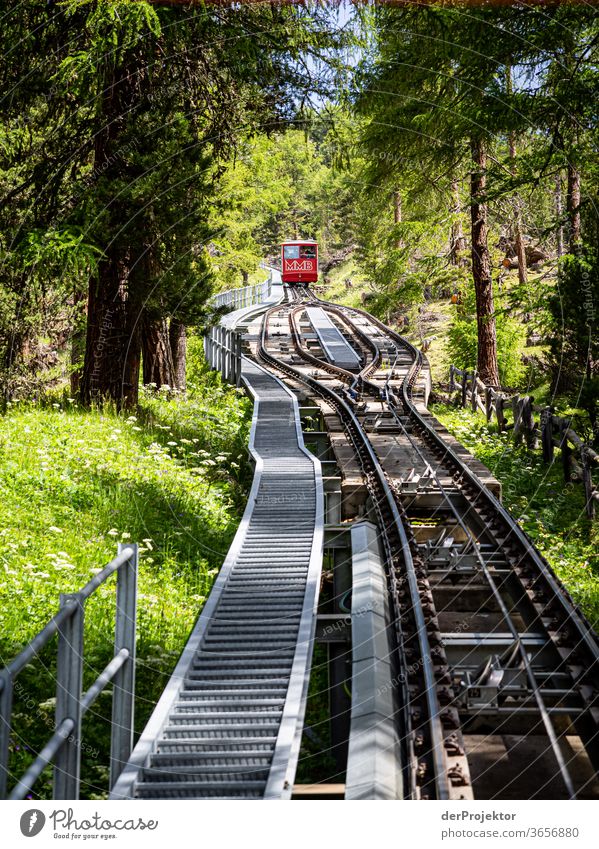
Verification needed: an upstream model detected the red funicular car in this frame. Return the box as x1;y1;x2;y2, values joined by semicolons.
281;240;318;285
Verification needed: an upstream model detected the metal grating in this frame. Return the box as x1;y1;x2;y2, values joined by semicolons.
305;306;362;370
110;358;323;799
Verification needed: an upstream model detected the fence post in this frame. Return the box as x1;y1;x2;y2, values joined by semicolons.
0;669;13;799
485;386;493;422
560;427;572;483
110;544;138;790
512;396;523;445
470;369;478;413
522;396;538;450
449;365;455;393
496;395;506;432
541;407;554;463
53;593;84;799
461;370;468;408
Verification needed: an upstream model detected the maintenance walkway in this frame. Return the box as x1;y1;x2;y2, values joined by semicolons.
111;355;323;799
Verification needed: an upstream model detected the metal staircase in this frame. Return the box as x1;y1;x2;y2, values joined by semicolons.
111;359;324;799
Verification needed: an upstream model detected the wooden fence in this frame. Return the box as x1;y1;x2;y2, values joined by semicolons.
448;365;599;519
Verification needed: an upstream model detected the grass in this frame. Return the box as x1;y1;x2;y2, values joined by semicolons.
433;404;599;629
319;258;370;310
0;349;252;799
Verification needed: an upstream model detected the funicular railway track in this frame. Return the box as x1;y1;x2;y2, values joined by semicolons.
253;284;599;800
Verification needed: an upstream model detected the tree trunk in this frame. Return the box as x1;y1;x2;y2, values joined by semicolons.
70;286;87;396
79;246;141;409
508;134;527;286
555;172;564;258
449;178;466;265
470;137;499;385
393;189;402;224
142;316;175;388
566;162;581;250
79;62;142;409
169;319;187;391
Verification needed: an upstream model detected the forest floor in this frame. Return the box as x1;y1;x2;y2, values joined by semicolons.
0;340;252;799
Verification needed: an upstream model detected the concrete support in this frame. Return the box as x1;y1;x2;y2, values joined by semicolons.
345;521;402;800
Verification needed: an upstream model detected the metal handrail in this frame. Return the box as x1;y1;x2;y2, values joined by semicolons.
1;546;134;683
0;543;138;800
212;275;272;310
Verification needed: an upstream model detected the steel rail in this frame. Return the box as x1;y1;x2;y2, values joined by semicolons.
381;388;577;798
258;297;450;800
284;288;599;789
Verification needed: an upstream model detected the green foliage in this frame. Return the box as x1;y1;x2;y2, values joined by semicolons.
448;281;527;387
0;370;251;799
548;247;599;394
0;0;344;401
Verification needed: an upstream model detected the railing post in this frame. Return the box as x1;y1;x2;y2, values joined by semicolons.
220;327;226;379
225;330;232;383
53;593;84;800
110;544;138;790
0;669;13;799
216;327;222;376
236;333;242;385
449;365;455;392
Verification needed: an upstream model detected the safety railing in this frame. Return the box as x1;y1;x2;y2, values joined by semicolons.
0;543;138;800
212;276;272;310
204;326;243;385
448;365;599;518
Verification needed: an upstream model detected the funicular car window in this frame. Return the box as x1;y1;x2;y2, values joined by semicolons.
284;245;300;259
300;246;316;258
